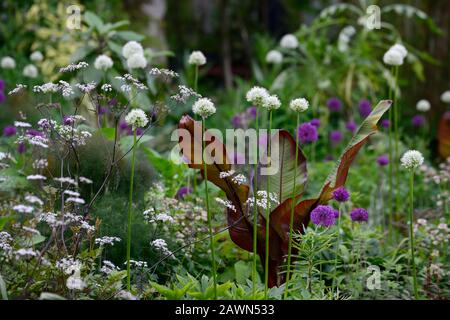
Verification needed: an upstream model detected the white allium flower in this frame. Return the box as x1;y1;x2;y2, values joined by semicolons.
280;34;299;49
125;108;149;129
30;51;44;62
122;41;144;59
263;94;281;110
289;97;309;112
266;50;283;64
440;90;450;103
94;54;113;71
416;99;430;112
391;43;408;59
66;276;86;290
126;53;147;69
192;97;216;118
246;86;269;107
383;48;404;66
23;64;38;78
401;150;424;170
188;50;207;66
1;56;16;69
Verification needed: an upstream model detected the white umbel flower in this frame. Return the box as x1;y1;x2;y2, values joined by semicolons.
94;54;113;71
122;41;144;59
289;98;309;112
416;99;430;112
401;150;424;170
266;50;283;64
30;51;44;62
263;95;281;110
280;34;298;49
188;51;207;66
126;53;147;69
440;90;450;103
192;98;216;118
125;108;149;129
23;64;38;78
1;56;16;69
246;86;269;107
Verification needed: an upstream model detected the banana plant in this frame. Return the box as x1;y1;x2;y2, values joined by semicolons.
178;100;391;287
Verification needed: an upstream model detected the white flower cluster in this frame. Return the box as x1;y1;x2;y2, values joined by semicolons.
64;190;80;197
59;61;89;73
383;43;408;66
79;176;93;184
27;174;46;181
149;67;179;78
401;150;424;170
1;56;16;69
13;204;34;213
289;97;309;112
264;95;281;110
171;85;201;103
15;248;38;260
58;80;74;98
188;51;207;66
115;74;148;92
280;34;298;49
215;197;236;212
94;54;113;71
54;124;92;146
125;108;149;129
441;90;450;103
231;174;247;185
100;260;119;274
33;158;48;169
127;260;148;269
14;121;31;128
266;50;283;64
101;84;112;92
149;213;174;224
25;195;43;206
246;86;269;107
192;97;216;118
0;231;13;255
338;26;356;52
219;170;235;178
54;177;77;185
416;99;430;112
75;82;97;93
246;190;279;210
8;84;27;95
66;197;85;204
33;82;60;94
23;64;38;78
122;41;147;69
30;51;44;62
151;238;174;258
95;236;121;246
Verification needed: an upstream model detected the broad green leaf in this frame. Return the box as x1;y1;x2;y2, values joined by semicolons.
98;127;117;141
84;11;105;32
234;261;251;285
114;31;145;42
0;273;7;300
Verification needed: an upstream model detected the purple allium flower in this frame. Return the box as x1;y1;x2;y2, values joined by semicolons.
127;127;144;136
176;186;193;199
381;119;390;128
3;125;16;137
350;208;368;222
411;115;425;128
327;97;342;112
63;116;74;125
311;205;336;227
333;209;340;218
332;187;350;202
0;91;5;104
346;120;357;133
17;142;26;154
358;99;372;118
246;106;257;119
0;79;5;90
297;123;318;144
310;118;321;127
377;154;389;167
330;130;343;143
119;120;129;131
231;115;242;127
108;98;118;107
324;154;334;162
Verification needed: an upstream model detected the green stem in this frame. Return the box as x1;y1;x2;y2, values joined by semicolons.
252;108;259;299
394;66;400;218
387;66;394;238
194;65;199;92
126;130;137;291
264;110;273;299
202;118;217;299
284;112;300;299
332;204;342;298
409;170;419;299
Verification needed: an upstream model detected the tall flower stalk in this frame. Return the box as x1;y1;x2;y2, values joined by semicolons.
401;149;424;299
124;108;149;291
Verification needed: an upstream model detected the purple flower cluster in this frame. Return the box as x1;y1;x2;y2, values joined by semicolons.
3;125;16;137
346;120;357;133
350;208;368;222
359;99;372;118
381;119;390;128
310;118;321;128
176;186;193;199
230;106;257;128
0;79;6;104
377;155;389;167
332;187;350;202
330;130;343;143
311;205;336;227
119;120;144;136
327;97;342;112
411;115;426;128
297;122;318;144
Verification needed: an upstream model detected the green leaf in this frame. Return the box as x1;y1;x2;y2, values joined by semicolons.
71;45;95;63
0;216;14;231
39;292;66;300
114;31;145;42
107;41;124;56
98;127;117;141
0;273;8;300
141;147;183;182
18;234;46;247
84;11;105;32
234;261;251;285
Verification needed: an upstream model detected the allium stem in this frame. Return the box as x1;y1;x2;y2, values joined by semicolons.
264;110;273;299
332;204;342;298
126;129;137;291
252;108;259;299
202;118;217;299
387;66;394;238
393;66;400;219
284;112;300;299
409;170;419;299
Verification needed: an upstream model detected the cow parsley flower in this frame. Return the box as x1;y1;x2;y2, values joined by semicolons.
263;94;281;110
188;51;207;66
95;236;121;246
66;197;85;204
149;213;174;223
27;174;46;181
25;195;43;206
416;99;430;112
401;150;424;170
266;50;283;64
94;54;113;71
280;34;298;49
122;41;144;59
1;56;16;69
246;86;269;107
192;97;216;118
23;64;38;78
125;108;149;129
231;174;247;185
215;198;236;212
289;98;309;112
66;276;86;290
151;239;174;258
59;61;88;73
79;176;93;184
13;204;34;213
8;84;27;95
33;82;59;94
30;51;44;62
101;84;112;92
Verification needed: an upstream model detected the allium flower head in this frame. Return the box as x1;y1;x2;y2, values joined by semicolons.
1;56;16;69
359;99;372;118
327;97;342;112
23;64;38;78
246;86;269;107
381;119;390;128
411;115;425;128
383;46;405;66
30;51;44;62
310;118;321;127
192;97;216;118
311;205;336;227
330;130;343;143
416;99;430;112
350;208;368;222
125;108;149;129
346;120;357;133
263;94;281;110
377;154;389;166
280;34;299;49
127;53;147;69
94;54;113;71
176;186;193;199
266;50;283;64
391;43;408;58
332;187;350;202
3;125;16;137
289;98;309;112
0;92;5;104
297;123;318;144
122;41;144;59
440;91;450;103
0;79;5;90
188;51;207;66
246;106;257;118
401;150;424;170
